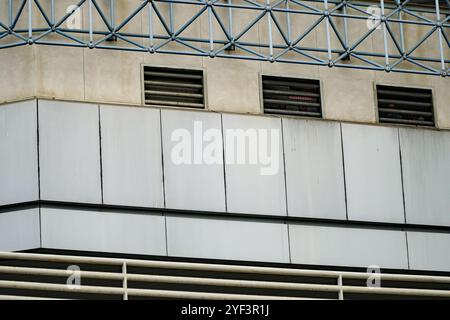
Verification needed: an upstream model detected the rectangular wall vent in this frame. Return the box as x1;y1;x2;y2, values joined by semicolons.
262;76;322;118
376;85;434;127
143;66;204;109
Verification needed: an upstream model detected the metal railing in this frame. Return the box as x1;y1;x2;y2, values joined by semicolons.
0;0;448;76
0;251;450;300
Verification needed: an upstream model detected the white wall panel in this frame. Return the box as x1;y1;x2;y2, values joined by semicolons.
38;100;102;204
407;231;450;272
161;109;226;212
100;105;164;207
283;119;346;219
166;215;290;263
289;223;408;269
0;209;40;251
222;114;286;216
342;124;404;223
41;208;166;256
0;100;39;205
400;129;450;226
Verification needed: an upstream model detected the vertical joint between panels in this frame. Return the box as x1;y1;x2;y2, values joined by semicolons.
397;129;407;225
159;109;169;257
220;114;228;213
280;118;291;264
98;105;104;204
339;123;349;221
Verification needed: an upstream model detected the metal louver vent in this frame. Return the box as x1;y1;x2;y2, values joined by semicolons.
377;85;435;127
143;66;204;109
262;76;322;118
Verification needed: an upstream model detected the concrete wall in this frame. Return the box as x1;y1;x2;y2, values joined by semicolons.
40;207;166;256
0;100;39;206
0;208;41;252
0;2;448;128
3;99;450;224
4;46;449;128
3;205;450;272
38;100;102;204
1;99;450;272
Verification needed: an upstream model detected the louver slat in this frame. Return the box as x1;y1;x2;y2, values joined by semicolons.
143;66;204;109
262;76;322;118
377;85;434;127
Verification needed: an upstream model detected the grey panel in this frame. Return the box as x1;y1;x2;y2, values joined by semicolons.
342;124;404;223
283;118;346;219
41;208;167;256
0;101;39;206
166;215;290;263
400;129;450;226
161;109;226;212
407;231;450;272
39;100;102;204
289;223;408;269
222;114;286;216
100;105;164;207
0;209;40;251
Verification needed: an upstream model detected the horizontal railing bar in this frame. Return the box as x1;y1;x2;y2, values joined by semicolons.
127;274;338;292
0;266;339;293
1;267;450;298
0;266;123;281
0;264;446;297
0;280;304;300
1;252;450;285
342;285;450;298
126;287;304;300
0;295;63;300
0;280;124;296
0;266;336;293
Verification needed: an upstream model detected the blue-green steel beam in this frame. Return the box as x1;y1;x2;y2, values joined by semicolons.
0;0;447;77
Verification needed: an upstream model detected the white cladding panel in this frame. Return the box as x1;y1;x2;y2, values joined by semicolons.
166;215;290;263
0;101;39;205
283;118;346;219
100;105;164;208
289;224;409;269
407;231;450;272
400;129;450;226
222;114;286;216
0;209;40;251
161;109;226;212
38;100;102;203
41;208;167;256
342;124;404;223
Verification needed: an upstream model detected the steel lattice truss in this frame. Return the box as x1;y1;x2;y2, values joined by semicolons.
0;0;449;76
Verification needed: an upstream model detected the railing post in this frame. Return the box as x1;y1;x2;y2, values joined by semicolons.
338;274;344;300
122;261;128;300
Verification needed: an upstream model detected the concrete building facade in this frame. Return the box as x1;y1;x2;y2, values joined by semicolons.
0;1;450;298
